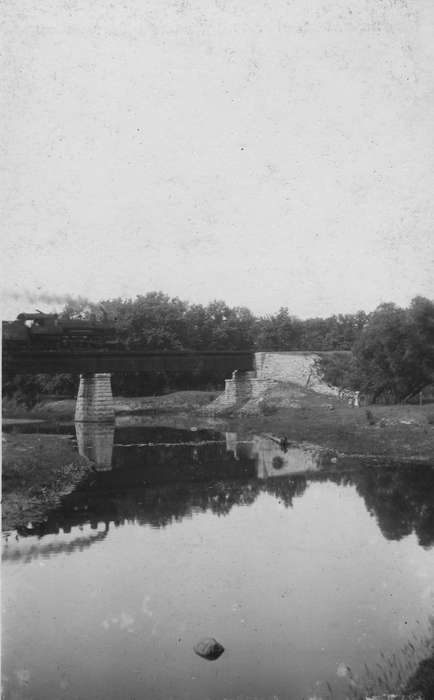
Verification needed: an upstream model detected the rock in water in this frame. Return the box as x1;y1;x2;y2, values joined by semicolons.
193;637;225;660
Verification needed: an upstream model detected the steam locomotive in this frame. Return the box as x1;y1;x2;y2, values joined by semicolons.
2;311;117;352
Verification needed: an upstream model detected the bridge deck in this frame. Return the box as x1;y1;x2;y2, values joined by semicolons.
3;350;254;375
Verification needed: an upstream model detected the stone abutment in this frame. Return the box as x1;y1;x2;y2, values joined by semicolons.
206;352;341;412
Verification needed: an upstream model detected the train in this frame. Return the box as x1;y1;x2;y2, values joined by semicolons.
2;311;117;352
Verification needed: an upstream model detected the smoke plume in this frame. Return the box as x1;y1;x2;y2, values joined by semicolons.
5;291;90;306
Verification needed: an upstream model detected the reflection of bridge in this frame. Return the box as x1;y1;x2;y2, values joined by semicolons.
76;422;333;477
226;433;331;477
75;422;115;470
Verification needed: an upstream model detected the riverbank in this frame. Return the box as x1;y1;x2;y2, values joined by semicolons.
4;388;434;460
231;402;434;462
2;390;220;421
122;402;434;462
2;433;93;532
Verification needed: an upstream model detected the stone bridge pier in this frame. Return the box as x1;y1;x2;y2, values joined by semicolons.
74;373;115;423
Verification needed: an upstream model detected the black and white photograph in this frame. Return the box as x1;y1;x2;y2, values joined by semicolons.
2;1;434;699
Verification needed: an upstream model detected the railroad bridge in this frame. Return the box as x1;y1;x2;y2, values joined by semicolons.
2;349;254;422
3;348;344;421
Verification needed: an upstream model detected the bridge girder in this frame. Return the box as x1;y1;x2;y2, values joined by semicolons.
2;350;254;376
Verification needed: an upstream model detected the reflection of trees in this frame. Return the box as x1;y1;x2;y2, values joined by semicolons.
67;476;306;530
262;475;307;508
16;471;309;540
111;429;434;550
128;479;263;525
314;464;434;549
13;463;434;550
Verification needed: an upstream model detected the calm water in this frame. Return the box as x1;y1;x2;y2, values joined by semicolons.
3;423;434;700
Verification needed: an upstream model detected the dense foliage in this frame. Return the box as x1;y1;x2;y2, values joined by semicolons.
353;297;434;403
61;292;369;352
3;292;434;403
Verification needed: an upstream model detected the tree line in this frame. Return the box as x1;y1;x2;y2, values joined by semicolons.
4;292;434;404
63;291;369;352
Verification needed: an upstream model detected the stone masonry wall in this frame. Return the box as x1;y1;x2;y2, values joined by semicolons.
255;352;339;396
75;373;115;422
205;352;339;412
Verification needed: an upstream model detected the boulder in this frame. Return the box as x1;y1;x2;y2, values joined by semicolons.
193;637;224;661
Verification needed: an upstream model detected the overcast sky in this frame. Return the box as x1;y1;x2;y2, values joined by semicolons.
2;0;434;320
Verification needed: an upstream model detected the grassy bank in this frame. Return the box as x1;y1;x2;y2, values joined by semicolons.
2;433;93;532
229;402;434;461
115;390;220;414
192;382;433;461
2;390;220;421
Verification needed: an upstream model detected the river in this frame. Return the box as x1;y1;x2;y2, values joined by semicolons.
3;422;434;700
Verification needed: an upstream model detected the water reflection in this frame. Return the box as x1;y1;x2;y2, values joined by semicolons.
340;463;434;548
3;424;434;700
75;422;115;470
3;427;434;552
226;433;332;477
3;524;110;565
75;423;332;477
